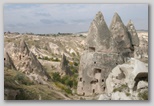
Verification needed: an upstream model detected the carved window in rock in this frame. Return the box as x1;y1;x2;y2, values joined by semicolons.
79;78;82;82
83;92;85;96
103;87;106;90
93;89;95;93
19;55;21;60
4;58;5;61
90;80;97;84
94;68;101;74
89;47;95;52
102;79;104;82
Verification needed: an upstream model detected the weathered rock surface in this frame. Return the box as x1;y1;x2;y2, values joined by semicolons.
60;54;72;76
98;93;111;100
4;50;16;70
77;11;125;96
105;58;148;100
137;81;148;90
77;11;148;98
134;36;148;62
111;91;132;100
127;20;139;47
77;51;124;96
85;11;113;52
110;13;133;57
16;40;50;84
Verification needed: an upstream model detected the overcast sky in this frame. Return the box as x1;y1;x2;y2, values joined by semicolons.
4;4;148;34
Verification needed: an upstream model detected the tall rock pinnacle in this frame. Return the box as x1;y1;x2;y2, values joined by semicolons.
110;12;132;54
127;20;139;47
60;54;72;76
86;11;112;52
19;39;30;55
17;40;50;83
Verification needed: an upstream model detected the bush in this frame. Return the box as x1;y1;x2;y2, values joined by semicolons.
138;90;148;100
14;72;34;85
63;88;72;95
125;92;131;96
74;62;78;66
113;84;128;92
52;72;61;82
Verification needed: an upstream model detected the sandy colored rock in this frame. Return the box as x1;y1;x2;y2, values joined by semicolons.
85;11;113;52
60;54;72;76
4;50;16;70
127;20;139;46
110;12;132;57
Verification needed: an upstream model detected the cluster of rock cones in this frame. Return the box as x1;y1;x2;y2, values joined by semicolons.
77;11;148;100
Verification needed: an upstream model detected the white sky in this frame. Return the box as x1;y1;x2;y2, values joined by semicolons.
3;4;148;34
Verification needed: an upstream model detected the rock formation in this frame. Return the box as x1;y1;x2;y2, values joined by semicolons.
4;50;16;70
60;54;72;76
77;11;125;96
100;58;148;100
127;20;139;47
106;58;148;94
110;13;133;58
17;39;50;84
126;20;148;63
77;11;146;97
85;11;113;52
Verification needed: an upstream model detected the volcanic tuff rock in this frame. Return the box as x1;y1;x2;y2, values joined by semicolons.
106;58;148;94
98;58;148;100
4;50;16;70
60;54;72;76
77;11;125;96
126;20;147;62
127;20;139;47
85;11;113;52
77;11;146;97
17;39;50;84
110;13;133;57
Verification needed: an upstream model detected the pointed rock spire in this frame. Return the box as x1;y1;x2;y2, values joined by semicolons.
86;11;112;52
110;12;123;26
127;20;139;46
110;12;132;53
60;54;72;76
19;39;30;55
17;40;50;83
4;50;16;70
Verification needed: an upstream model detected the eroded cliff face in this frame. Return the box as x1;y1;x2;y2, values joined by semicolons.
77;11;146;97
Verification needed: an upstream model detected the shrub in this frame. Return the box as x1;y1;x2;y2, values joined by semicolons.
14;72;34;85
138;90;148;100
74;62;78;66
113;84;128;92
63;88;72;95
125;92;131;96
52;72;61;82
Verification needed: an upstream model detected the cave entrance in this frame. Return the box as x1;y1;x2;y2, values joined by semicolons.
93;89;95;93
89;47;95;52
80;78;82;82
94;68;101;73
